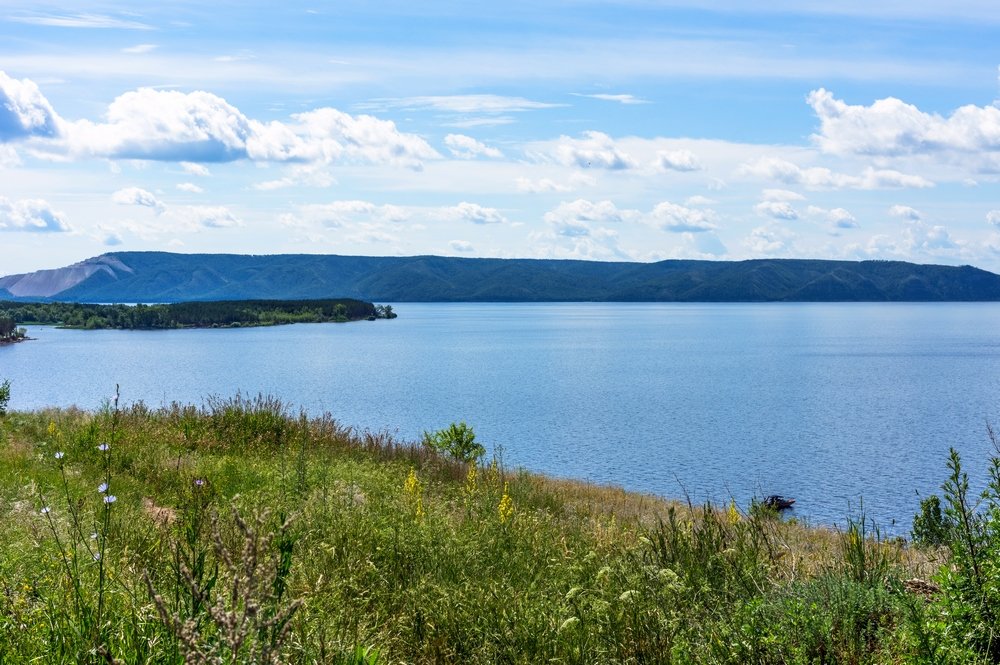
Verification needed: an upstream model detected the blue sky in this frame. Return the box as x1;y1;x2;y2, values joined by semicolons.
1;0;999;274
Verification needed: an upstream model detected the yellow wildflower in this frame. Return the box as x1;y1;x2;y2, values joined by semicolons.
464;464;478;497
498;482;514;524
726;500;740;525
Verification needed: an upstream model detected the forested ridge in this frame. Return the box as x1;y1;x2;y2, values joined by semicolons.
5;252;1000;302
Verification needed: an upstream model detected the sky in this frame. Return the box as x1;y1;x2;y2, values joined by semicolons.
1;1;999;275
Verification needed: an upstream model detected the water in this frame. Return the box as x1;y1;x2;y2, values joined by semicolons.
4;302;1000;532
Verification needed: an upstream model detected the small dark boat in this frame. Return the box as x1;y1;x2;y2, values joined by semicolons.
762;495;796;511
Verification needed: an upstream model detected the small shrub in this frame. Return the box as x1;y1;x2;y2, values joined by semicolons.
422;422;485;463
0;379;9;416
911;494;952;547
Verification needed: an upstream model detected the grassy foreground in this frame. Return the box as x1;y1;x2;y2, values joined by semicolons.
0;395;987;664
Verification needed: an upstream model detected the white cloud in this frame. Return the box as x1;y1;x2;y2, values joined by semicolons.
684;195;716;206
652;149;702;172
745;223;794;254
808;88;1000;157
1;75;440;169
988;210;1000;227
760;188;805;201
906;222;958;251
0;197;70;232
0;145;19;167
364;94;562;114
283;200;411;229
122;44;158;54
544;199;635;236
444;134;503;159
807;205;858;229
740;156;933;190
0;71;64;140
573;93;649;105
180;161;211;176
551;131;637;170
449;240;474;252
888;204;922;220
650;201;718;232
253;164;336;190
176;205;242;229
9;13;153;30
754;200;799;220
176;182;204;193
112;186;165;213
516;172;596;193
447;202;507;225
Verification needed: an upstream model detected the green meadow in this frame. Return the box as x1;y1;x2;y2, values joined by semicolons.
1;388;998;663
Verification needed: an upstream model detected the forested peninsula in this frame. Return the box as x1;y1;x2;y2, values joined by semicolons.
0;298;395;331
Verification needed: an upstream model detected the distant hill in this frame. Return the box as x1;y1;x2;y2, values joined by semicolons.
3;252;1000;303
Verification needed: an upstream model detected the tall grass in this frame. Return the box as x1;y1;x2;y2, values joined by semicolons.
0;393;959;663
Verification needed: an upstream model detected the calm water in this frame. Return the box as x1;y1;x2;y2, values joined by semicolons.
4;302;1000;531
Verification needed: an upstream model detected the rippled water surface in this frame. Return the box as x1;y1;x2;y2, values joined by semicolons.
5;302;1000;531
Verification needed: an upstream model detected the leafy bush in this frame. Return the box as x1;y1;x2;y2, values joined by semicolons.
0;379;9;416
911;494;952;547
912;434;1000;662
422;421;485;463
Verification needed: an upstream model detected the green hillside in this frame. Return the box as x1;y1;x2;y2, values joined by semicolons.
3;252;1000;302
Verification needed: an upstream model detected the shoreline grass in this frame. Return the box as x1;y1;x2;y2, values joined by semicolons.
0;394;981;663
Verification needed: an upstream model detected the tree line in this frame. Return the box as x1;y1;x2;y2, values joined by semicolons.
0;298;395;331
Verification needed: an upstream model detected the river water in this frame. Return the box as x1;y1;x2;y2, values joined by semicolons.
4;302;1000;532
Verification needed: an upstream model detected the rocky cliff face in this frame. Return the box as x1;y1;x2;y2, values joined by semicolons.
0;255;133;298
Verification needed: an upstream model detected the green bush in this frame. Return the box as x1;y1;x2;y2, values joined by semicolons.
421;421;485;463
0;379;9;416
911;494;952;547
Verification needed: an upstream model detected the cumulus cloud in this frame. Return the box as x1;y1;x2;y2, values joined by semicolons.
176;182;204;193
0;71;64;140
684;195;716;206
551;131;637;170
807;205;859;229
652;149;702;172
449;240;474;252
181;162;211;176
0;74;440;169
888;205;922;220
754;200;799;220
808;88;1000;157
544;199;635;235
0;196;70;232
745;223;794;254
112;187;165;213
177;206;242;229
650;201;717;232
988;210;1000;227
447;202;507;225
740;156;933;190
444;134;503;159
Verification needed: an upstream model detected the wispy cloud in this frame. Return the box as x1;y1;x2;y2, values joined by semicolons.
572;93;649;105
121;44;158;54
9;13;154;30
360;94;564;114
